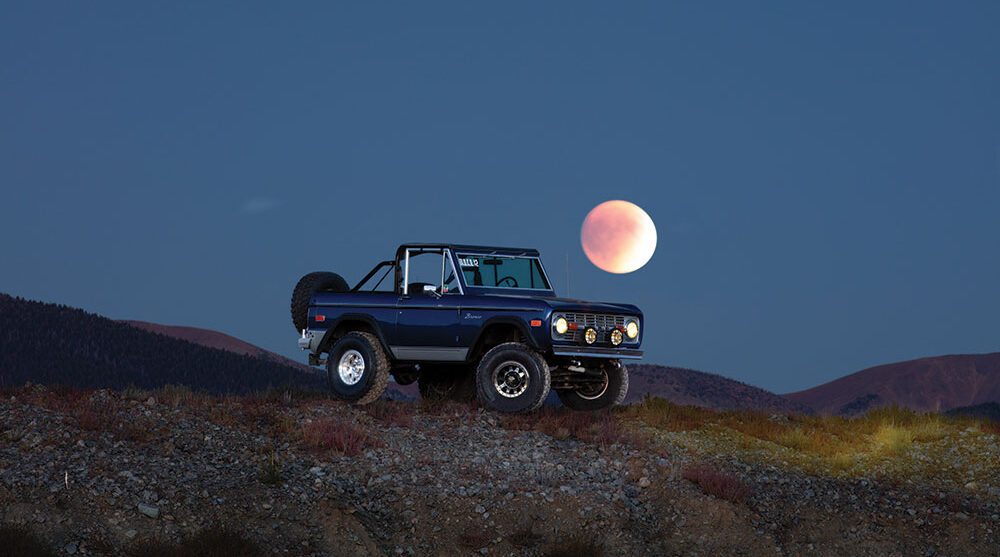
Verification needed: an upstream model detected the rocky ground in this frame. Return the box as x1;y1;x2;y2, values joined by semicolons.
1;385;998;556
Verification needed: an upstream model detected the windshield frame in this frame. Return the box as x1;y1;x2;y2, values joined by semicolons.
452;250;555;295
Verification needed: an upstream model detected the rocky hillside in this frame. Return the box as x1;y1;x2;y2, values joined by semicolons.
626;364;812;414
1;385;997;556
783;353;1000;415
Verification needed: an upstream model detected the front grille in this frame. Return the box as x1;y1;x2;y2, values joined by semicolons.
558;313;626;343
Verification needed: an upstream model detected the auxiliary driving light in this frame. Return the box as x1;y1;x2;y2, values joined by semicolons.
610;328;624;346
625;320;639;339
554;316;569;335
584;327;598;345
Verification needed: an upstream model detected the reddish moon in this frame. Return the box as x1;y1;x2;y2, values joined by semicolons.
580;200;657;273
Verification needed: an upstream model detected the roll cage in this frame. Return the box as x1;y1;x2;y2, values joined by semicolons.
351;244;556;297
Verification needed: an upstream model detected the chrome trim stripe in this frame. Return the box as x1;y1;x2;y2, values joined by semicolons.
314;303;536;310
390;346;469;361
313;303;397;308
457;306;542;312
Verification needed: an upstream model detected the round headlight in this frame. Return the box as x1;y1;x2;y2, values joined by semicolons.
554;317;568;335
584;327;598;345
610;328;623;346
625;320;639;339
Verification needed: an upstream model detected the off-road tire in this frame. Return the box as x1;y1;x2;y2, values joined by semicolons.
475;343;550;413
291;271;349;332
418;367;476;402
557;360;629;411
327;332;390;404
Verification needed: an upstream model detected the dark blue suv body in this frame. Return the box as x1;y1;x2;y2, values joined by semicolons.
291;244;643;413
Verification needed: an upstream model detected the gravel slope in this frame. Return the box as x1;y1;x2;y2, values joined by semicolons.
1;386;997;556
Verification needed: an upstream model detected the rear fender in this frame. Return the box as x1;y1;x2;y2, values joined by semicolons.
319;313;393;358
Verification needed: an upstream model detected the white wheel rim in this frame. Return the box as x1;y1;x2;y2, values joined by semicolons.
338;349;365;385
494;360;529;398
577;369;609;400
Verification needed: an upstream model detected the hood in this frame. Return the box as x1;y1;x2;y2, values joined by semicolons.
480;294;641;316
544;297;641;315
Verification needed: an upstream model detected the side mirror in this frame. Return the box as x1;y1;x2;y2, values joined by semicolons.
423;284;440;297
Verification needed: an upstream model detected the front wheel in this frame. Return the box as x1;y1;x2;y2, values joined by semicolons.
327;332;390;404
557;361;629;411
475;343;550;413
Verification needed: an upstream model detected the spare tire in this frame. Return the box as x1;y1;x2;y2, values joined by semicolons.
290;271;349;332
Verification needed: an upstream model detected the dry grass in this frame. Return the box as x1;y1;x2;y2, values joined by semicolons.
258;446;282;485
629;398;988;460
300;416;380;457
500;407;629;445
873;423;913;455
365;400;415;427
682;463;750;503
627;398;1000;488
624;396;713;431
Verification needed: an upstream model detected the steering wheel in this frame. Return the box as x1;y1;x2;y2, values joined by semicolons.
497;276;518;288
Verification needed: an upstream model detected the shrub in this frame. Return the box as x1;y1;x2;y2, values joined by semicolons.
828;453;855;473
909;417;948;442
258;447;282;485
301;416;379;457
75;398;117;431
874;423;913;455
682;463;750;503
0;523;55;557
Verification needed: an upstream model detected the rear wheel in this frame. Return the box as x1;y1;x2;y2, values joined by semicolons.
326;332;390;404
475;343;550;413
291;272;349;332
557;361;629;411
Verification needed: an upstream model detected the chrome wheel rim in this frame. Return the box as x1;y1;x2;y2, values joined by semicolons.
338;349;365;385
494;360;529;398
577;368;609;400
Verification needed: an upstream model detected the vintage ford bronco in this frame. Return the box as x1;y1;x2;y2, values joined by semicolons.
291;244;643;413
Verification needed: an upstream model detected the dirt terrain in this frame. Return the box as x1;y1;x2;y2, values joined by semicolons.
1;385;998;556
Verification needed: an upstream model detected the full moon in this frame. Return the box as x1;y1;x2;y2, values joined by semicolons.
580;200;657;274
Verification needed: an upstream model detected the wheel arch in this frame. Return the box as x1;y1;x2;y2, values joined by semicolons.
319;314;393;359
467;317;540;363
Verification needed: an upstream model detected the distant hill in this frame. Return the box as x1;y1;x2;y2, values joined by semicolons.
121;320;316;372
946;402;1000;424
0;293;325;394
626;364;812;414
782;353;1000;415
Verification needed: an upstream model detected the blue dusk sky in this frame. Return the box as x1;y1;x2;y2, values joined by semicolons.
1;3;998;393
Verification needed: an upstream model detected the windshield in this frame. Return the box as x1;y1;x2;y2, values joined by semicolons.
456;253;551;290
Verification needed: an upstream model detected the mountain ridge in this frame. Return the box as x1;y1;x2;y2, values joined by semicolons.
782;352;1000;415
